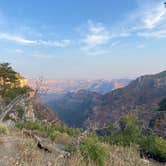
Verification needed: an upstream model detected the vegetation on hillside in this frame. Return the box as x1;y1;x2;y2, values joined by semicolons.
104;114;143;146
14;114;166;164
15;120;81;139
0;63;30;102
0;126;162;166
104;114;166;162
140;135;166;162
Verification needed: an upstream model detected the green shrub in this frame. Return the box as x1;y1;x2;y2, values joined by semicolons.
105;114;143;146
2;86;30;103
49;130;61;140
16;120;43;131
120;114;142;145
53;124;81;137
79;136;108;166
0;124;9;135
140;135;166;162
15;120;81;141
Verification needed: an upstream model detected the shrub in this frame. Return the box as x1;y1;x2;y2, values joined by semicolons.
15;120;81;142
2;86;30;103
16;120;43;131
49;130;61;140
105;114;143;146
0;124;9;135
53;124;81;137
140;135;166;162
120;114;142;145
79;136;108;166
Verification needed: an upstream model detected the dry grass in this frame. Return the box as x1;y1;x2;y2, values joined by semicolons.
64;144;165;166
0;128;165;166
105;145;163;166
64;152;97;166
16;139;42;163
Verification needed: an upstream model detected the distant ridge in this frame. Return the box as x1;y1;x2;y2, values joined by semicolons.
32;79;131;94
43;70;166;134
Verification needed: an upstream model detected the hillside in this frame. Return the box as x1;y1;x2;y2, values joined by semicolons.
44;70;166;133
0;125;164;166
90;70;166;128
0;63;59;124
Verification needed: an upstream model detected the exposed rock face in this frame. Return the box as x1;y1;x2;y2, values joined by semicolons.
22;100;35;121
0;93;60;125
15;73;29;88
23;130;70;157
0;73;28;89
0;63;60;124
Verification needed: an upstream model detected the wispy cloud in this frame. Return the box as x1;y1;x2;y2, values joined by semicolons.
39;39;71;47
82;21;111;48
136;1;166;39
77;20;133;56
78;19;134;56
115;1;166;40
0;32;71;47
138;29;166;38
142;3;166;29
0;33;37;44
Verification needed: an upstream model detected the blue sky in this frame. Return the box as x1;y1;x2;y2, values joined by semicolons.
0;0;166;79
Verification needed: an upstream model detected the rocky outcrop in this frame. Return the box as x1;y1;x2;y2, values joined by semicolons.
0;63;60;126
23;130;70;158
0;93;60;125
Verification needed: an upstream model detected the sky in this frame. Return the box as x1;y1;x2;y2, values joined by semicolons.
0;0;166;80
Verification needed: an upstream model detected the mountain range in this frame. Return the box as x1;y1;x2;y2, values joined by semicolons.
43;70;166;135
32;79;131;94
